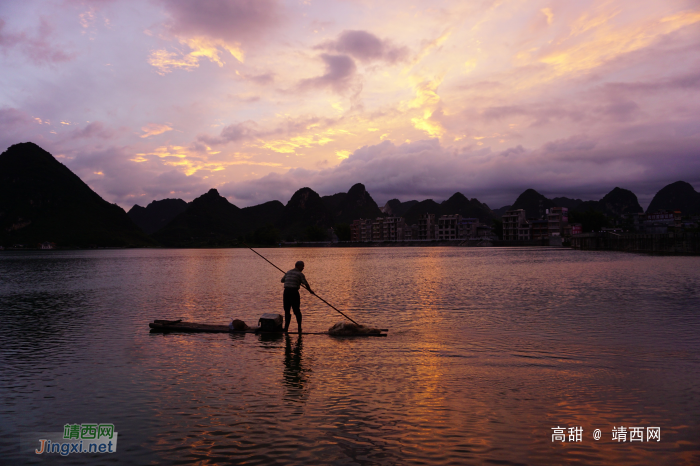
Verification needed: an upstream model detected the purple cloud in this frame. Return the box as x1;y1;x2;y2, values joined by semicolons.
69;122;114;140
298;54;357;93
162;0;281;44
0;17;73;64
0;107;30;126
544;135;597;153
219;135;700;210
316;30;409;63
197;121;259;145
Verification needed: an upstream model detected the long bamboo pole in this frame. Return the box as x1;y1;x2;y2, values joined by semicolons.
243;242;361;326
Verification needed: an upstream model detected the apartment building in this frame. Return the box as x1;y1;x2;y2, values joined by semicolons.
459;218;480;239
547;207;568;237
531;219;549;240
382;217;405;241
502;209;526;241
437;215;461;240
518;221;531;240
418;213;436;240
350;218;374;242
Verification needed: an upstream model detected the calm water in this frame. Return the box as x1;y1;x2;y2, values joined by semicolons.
1;247;699;465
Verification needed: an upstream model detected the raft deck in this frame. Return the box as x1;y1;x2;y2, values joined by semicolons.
149;319;388;337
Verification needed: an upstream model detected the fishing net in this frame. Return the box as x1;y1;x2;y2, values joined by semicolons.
328;322;382;335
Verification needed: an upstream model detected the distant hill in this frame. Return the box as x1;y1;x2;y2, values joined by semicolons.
242;200;285;230
0;142;155;247
404;199;442;225
150;184;381;245
128;198;188;235
647;181;700;215
333;183;383;224
573;187;642;217
277;187;334;239
492;205;512;218
382;199;419;217
440;193;494;223
510;189;556;219
321;192;347;216
403;193;495;225
153;189;244;247
552;197;583;210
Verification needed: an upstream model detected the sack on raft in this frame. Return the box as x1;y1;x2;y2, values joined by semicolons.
229;319;250;331
327;322;381;335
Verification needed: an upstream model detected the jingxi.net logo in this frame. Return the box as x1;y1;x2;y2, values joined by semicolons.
29;423;118;456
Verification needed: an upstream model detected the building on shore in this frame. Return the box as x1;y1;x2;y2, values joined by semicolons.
349;213;487;243
418;213;436;240
437;215;461;240
459;218;481;239
547;207;568;237
621;210;682;234
350;218;374;242
383;217;405;241
503;209;526;241
518;221;532;240
531;219;549;240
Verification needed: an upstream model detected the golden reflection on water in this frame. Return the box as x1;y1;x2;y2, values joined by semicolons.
1;248;699;464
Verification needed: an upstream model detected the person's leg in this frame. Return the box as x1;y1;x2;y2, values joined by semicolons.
293;309;302;333
292;290;302;333
283;289;292;332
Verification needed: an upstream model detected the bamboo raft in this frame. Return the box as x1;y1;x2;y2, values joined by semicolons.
149;319;388;337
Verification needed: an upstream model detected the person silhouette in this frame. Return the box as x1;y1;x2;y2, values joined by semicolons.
281;261;314;334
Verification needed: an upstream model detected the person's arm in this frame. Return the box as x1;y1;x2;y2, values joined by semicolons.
301;274;314;294
281;272;286;283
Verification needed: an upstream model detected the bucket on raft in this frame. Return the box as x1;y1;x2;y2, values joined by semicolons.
258;313;284;331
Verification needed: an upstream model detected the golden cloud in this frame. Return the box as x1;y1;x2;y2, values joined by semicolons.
133;145;282;175
148;37;244;75
535;8;700;78
140;123;173;138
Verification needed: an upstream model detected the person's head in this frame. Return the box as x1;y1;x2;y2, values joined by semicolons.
295;261;305;271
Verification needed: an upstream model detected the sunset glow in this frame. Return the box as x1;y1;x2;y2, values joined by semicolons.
1;0;699;208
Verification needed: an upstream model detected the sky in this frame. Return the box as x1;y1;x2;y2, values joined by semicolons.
1;0;700;210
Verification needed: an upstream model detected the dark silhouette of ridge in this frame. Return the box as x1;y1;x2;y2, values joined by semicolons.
333;183;383;224
382;199;419;217
647;181;700;215
128;198;188;235
277;187;333;238
153;189;244;247
573;187;642;217
510;189;556;219
402;193;495;225
552;197;583;210
0;142;155;247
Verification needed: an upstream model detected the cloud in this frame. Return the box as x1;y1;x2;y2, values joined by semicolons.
480;103;585;127
140;123;173;138
240;71;275;85
544;135;597;152
148;37;245;75
219;134;700;209
197;121;259;145
316;30;409;63
298;54;357;93
141;170;209;199
0;17;73;64
70;121;114;140
148;0;283;74
0;107;31;126
161;0;281;45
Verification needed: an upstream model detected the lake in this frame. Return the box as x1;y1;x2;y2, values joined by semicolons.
1;247;699;465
